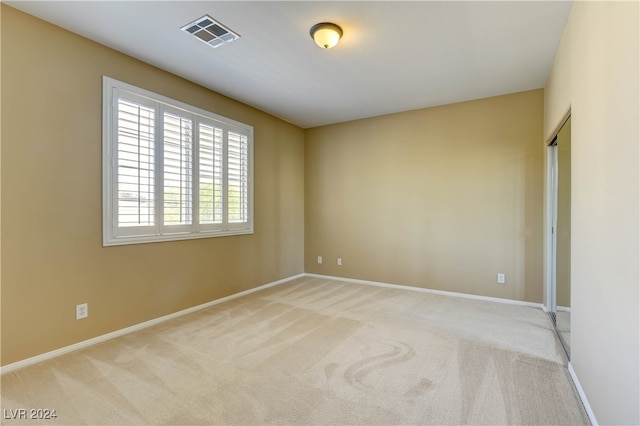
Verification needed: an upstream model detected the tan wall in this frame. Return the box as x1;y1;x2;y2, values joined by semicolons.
1;6;305;365
544;2;639;424
305;90;544;303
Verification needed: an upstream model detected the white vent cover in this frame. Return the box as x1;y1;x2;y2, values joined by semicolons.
181;15;240;48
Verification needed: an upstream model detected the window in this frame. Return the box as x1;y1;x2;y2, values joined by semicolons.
102;77;253;246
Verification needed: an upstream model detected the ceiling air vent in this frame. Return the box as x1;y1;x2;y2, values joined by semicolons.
181;15;240;48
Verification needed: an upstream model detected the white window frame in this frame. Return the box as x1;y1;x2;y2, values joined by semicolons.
102;76;253;246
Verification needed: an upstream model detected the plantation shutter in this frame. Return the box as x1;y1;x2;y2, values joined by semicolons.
163;111;193;229
227;131;249;224
103;77;253;246
116;98;156;232
198;122;224;226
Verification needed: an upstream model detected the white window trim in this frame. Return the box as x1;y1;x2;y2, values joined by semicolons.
102;76;254;246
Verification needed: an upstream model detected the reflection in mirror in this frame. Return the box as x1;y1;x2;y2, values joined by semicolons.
555;116;571;358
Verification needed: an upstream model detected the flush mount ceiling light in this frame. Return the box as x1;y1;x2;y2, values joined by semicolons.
310;22;343;49
181;15;240;48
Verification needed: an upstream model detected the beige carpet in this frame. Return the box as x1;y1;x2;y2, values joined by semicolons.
1;276;589;425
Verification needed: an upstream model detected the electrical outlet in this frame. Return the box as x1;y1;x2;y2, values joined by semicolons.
497;273;506;284
76;303;88;320
317;256;323;264
337;258;342;266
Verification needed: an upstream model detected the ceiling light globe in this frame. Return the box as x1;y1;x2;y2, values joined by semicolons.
310;23;343;49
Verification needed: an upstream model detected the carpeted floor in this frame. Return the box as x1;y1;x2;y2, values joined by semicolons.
1;276;589;425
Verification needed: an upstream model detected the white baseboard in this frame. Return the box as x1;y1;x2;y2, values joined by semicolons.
568;362;598;426
0;273;305;375
304;273;543;309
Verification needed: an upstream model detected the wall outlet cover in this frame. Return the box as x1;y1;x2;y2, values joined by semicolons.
76;303;88;320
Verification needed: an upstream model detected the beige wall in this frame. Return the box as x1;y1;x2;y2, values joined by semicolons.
1;6;305;365
305;90;544;303
544;2;639;424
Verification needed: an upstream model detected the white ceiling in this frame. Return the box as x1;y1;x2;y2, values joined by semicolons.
5;1;572;128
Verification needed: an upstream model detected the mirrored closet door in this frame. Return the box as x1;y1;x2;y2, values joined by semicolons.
549;116;571;358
